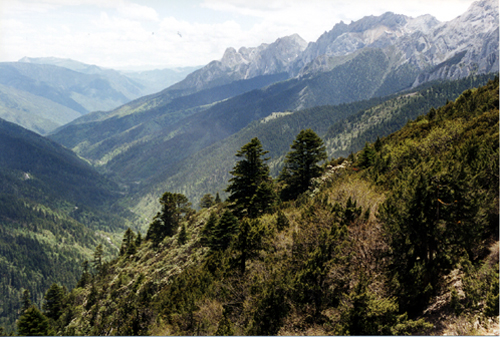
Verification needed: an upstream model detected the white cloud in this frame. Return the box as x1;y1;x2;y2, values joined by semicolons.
0;0;478;69
200;0;476;43
117;2;159;22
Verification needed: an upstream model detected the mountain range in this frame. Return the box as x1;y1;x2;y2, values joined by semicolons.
49;0;499;224
0;58;198;135
171;0;498;93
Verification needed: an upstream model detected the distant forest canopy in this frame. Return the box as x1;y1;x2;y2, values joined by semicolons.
8;78;497;336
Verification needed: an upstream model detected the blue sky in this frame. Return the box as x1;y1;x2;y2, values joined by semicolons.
0;0;477;70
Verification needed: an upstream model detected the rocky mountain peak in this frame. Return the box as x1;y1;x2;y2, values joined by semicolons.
170;1;497;99
404;14;440;33
221;47;248;68
349;12;409;32
172;34;307;91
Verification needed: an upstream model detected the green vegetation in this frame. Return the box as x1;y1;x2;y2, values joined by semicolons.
324;73;497;159
146;192;193;246
279;129;327;200
226;137;273;218
23;79;497;335
0;119;132;332
140;73;496;220
48;61;494;233
17;305;53;336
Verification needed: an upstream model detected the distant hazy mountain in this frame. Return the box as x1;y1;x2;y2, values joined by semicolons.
0;83;81;134
0;62;134;133
123;66;202;95
19;57;200;96
0;58;198;134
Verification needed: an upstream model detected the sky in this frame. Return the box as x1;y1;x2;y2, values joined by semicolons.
0;0;477;71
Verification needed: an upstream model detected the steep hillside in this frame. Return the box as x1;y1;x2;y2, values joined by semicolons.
28;78;498;336
0;84;81;135
133;74;495;223
0;63;133;114
323;73;498;158
0;119;133;331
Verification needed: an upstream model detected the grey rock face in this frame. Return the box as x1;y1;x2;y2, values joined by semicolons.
411;0;499;85
170;34;307;92
170;0;498;95
297;0;497;87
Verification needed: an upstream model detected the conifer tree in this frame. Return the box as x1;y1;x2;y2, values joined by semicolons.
135;231;142;247
21;289;31;313
276;210;290;231
199;194;215;209
226;137;271;218
146;192;192;245
248;180;276;217
178;224;188;245
200;211;218;246
77;261;92;288
374;136;383;152
17;305;52;336
120;228;137;256
279;129;327;200
210;210;239;251
92;244;103;274
358;142;376;168
233;218;265;274
42;283;66;321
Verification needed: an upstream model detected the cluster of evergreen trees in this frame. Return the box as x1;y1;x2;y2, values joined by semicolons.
149;129;328;252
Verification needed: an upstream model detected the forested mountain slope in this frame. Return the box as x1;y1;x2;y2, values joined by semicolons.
123;74;496;225
0;119;133;332
29;78;498;336
0;84;82;135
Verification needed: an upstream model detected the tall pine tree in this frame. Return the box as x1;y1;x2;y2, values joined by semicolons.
226;138;272;218
42;283;66;321
146;192;192;245
17;305;53;336
209;210;239;251
279;129;327;200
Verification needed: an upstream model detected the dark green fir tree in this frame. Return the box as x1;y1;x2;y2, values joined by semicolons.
210;210;239;251
279;129;327;200
42;283;66;321
226;137;271;218
17;305;53;336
